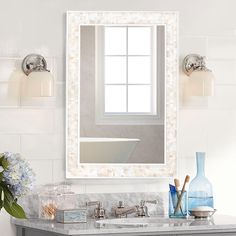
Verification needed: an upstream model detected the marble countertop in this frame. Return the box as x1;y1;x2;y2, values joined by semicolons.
12;215;236;235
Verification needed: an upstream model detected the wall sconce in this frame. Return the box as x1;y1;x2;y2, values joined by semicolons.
183;54;214;96
22;54;54;97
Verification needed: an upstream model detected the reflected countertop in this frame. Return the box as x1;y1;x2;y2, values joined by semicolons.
12;215;236;235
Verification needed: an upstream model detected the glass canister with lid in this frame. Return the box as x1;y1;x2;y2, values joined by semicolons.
38;182;78;220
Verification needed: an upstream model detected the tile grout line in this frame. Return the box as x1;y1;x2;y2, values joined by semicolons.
25;158;63;162
0;132;64;135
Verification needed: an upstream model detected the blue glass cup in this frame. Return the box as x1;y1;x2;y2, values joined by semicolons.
169;191;188;218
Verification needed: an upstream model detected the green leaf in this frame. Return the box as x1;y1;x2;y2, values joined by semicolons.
4;201;26;219
0;183;26;218
0;172;3;181
1;158;8;169
0;183;14;204
0;153;5;165
0;156;4;167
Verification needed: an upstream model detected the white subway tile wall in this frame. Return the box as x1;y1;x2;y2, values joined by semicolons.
0;135;21;153
0;57;64;188
179;34;236;217
28;159;54;184
1;1;236;235
21;134;64;159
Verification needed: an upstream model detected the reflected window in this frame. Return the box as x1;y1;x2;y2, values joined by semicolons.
96;25;164;125
104;26;155;114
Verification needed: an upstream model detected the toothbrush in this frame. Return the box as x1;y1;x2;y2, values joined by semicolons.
174;178;184;215
174;175;190;214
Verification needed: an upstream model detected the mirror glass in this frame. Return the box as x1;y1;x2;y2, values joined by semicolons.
66;11;178;178
80;25;165;164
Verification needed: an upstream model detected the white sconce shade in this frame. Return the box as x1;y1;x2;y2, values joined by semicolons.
183;54;215;97
22;54;54;97
188;70;215;96
25;71;54;97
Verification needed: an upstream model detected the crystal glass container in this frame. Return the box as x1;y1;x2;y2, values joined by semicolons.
38;183;77;220
38;184;58;220
188;152;214;211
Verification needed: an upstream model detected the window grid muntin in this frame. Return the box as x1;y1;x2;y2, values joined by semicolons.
104;26;155;114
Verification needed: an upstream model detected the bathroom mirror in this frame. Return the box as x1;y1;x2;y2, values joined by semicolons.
66;11;178;178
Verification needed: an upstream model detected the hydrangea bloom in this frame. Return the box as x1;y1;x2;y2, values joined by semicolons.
2;152;35;198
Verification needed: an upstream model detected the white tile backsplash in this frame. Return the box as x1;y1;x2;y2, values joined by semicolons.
52;159;65;182
0;109;54;134
207;110;236;158
180;36;207;60
21;134;64;159
207;37;236;59
53;108;65;134
0;135;20;153
178;109;208;156
208;85;236;110
28;159;53;185
207;59;236;85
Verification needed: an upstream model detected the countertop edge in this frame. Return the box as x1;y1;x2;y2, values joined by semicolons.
12;216;236;235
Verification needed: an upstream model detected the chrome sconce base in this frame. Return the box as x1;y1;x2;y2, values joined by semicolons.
183;54;211;76
22;54;49;76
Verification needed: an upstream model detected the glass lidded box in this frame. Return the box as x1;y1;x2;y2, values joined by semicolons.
38;182;78;220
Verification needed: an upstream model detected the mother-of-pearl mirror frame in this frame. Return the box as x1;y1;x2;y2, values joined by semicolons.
66;11;178;178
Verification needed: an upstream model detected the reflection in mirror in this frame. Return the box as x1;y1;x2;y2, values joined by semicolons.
80;25;165;164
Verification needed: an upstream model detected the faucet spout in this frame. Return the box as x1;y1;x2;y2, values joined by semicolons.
115;206;138;218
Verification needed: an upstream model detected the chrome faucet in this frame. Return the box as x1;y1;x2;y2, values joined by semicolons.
86;201;106;219
114;200;158;218
136;200;158;217
114;201;138;218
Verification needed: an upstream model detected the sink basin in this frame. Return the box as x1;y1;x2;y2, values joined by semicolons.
96;217;193;227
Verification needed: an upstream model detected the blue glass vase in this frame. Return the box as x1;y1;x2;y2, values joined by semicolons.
188;152;214;211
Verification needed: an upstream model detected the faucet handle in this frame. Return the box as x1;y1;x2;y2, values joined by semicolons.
118;201;125;208
137;200;158;217
86;201;106;219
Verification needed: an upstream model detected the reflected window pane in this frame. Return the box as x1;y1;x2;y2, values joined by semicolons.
105;27;126;55
128;27;151;55
128;85;151;112
128;57;151;84
105;56;126;84
105;85;127;112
